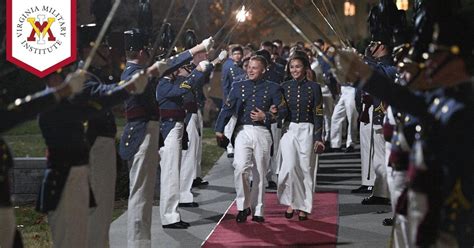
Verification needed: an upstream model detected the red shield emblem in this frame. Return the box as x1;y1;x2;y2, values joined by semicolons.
6;0;76;78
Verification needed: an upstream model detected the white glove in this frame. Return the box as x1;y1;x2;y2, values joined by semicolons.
64;70;85;94
215;50;228;64
128;71;148;94
201;37;214;52
148;60;169;78
197;60;211;72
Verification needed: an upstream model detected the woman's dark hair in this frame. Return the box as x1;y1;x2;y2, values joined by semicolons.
284;54;311;80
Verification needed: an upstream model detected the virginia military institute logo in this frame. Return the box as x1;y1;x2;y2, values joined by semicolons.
7;0;76;78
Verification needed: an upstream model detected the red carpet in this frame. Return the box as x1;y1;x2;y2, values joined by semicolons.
203;192;338;247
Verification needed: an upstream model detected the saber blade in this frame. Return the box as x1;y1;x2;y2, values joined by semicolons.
267;0;335;68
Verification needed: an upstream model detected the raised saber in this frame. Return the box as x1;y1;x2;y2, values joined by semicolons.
82;0;122;72
311;0;348;47
325;0;351;46
267;0;335;68
294;4;338;48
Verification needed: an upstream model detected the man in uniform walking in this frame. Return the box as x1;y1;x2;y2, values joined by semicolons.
119;28;213;246
215;55;282;223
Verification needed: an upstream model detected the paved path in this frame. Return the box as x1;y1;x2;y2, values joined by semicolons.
318;150;392;247
110;148;393;247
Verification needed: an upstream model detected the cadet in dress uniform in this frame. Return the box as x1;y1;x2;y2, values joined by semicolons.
255;49;285;190
215;55;282;223
119;28;213;245
353;16;399;197
157;56;218;228
312;42;337;149
183;30;210;187
277;55;325;221
181;63;205;197
221;46;246;158
0;74;84;248
75;24;121;248
37;60;150;248
335;0;474;245
358;2;407;206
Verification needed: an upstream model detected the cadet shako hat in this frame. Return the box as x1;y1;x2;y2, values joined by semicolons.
367;0;408;49
124;28;148;52
160;23;175;51
183;29;198;50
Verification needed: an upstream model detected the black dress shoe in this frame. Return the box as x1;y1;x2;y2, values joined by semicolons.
361;196;390;205
266;181;277;190
179;220;190;227
178;202;199;208
285;210;294;219
162;222;188;229
298;214;309;221
382;218;394;226
227;153;234;158
252;216;265;223
350;185;373;194
198;178;209;186
192;177;209;187
236;208;251;223
344;145;355;153
329;147;341;153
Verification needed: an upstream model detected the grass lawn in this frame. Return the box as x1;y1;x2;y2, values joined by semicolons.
5;119;223;247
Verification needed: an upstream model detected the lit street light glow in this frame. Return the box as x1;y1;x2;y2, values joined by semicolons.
236;6;249;22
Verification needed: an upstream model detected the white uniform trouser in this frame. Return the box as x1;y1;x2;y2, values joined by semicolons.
224;116;237;154
159;122;184;225
267;122;281;183
277;123;315;213
387;164;410;248
127;121;159;248
180;115;199;203
372;133;388;196
385;107;410;247
196;109;204;178
330;86;358;148
274;139;283;175
49;165;89;248
359;105;386;189
322;85;334;142
233;125;272;217
0;207;15;248
88;136;116;248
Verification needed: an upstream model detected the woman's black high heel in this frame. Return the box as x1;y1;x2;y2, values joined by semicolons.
285;210;294;219
298;212;308;221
